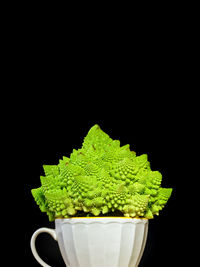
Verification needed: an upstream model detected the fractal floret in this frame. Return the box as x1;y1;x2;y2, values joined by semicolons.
32;125;172;221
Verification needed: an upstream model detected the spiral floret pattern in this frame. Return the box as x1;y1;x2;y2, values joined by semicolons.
32;124;172;221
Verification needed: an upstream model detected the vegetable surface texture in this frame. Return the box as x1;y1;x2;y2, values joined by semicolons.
32;125;172;221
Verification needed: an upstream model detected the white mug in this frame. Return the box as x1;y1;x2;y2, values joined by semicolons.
31;217;148;267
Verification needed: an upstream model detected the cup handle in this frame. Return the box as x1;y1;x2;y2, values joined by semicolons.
30;227;57;267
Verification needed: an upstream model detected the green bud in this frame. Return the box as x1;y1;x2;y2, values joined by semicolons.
91;208;101;216
102;206;109;214
62;209;67;216
67;207;76;216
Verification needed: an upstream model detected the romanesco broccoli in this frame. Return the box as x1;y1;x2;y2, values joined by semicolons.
32;125;172;221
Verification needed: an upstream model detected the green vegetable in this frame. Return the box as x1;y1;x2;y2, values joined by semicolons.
32;124;172;221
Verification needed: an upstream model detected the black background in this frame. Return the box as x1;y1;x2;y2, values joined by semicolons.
24;91;188;266
22;15;197;265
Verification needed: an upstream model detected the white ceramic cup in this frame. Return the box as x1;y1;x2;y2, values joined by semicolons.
31;217;148;267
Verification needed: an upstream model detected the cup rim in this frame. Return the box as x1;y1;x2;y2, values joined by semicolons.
55;217;148;220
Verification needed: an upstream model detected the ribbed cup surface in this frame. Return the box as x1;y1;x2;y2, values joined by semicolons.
56;218;148;267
